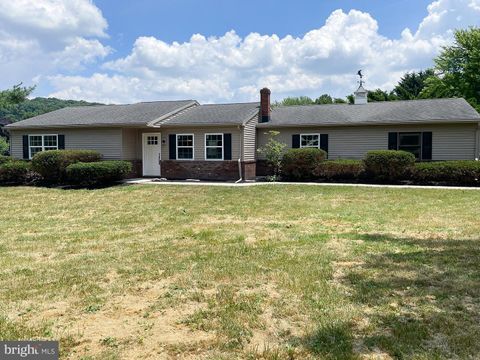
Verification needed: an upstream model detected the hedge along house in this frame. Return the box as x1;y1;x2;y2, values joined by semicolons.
6;85;480;181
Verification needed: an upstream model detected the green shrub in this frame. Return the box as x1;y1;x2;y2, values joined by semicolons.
364;150;415;182
0;155;12;165
31;150;101;183
0;137;9;156
0;161;32;185
257;131;286;181
411;161;480;186
314;159;365;181
66;161;132;187
281;148;327;181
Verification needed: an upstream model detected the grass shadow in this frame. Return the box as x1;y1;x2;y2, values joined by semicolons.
344;233;480;358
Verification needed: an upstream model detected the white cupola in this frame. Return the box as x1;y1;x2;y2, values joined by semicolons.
354;70;368;105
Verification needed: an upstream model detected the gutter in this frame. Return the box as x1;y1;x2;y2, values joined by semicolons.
235;125;243;183
476;123;480;160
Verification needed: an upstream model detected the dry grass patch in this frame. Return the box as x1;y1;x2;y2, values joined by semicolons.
0;184;479;359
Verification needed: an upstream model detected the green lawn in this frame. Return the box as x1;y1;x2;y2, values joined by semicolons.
0;184;479;359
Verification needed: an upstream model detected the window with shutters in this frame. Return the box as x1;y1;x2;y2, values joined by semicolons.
29;134;58;159
176;134;194;160
398;132;421;159
205;133;223;160
300;134;320;148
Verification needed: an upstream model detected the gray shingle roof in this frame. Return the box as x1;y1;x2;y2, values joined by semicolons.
259;98;480;127
7;100;197;128
157;102;259;126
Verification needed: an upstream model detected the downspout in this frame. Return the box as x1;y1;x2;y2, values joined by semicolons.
476;123;480;160
235;125;243;183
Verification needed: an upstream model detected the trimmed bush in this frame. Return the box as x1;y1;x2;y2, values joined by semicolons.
32;150;101;183
0;161;32;185
281;148;327;181
411;161;480;186
66;161;132;187
364;150;415;182
314;159;365;181
0;155;12;165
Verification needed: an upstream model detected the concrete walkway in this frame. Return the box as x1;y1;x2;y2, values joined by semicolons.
121;178;480;190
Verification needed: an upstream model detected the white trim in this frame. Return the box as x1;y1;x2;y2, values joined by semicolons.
28;134;58;159
176;133;194;160
204;133;224;161
300;133;320;148
147;101;200;127
142;132;162;177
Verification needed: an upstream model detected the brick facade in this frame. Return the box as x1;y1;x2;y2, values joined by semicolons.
127;160;143;178
255;160;273;177
161;160;257;181
241;161;256;180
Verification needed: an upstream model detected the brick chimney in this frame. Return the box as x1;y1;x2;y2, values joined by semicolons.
260;88;271;123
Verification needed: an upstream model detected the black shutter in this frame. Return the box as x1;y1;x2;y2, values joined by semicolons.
320;134;329;157
22;135;29;159
58;135;65;149
388;132;398;150
292;134;300;148
422;132;432;160
169;134;176;160
224;133;232;160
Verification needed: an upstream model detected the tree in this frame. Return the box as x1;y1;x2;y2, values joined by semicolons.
0;97;101;122
314;94;333;105
367;88;397;102
257;131;286;181
0;84;35;109
280;96;314;106
393;69;434;100
333;98;347;104
0;84;35;156
0;137;8;155
420;27;480;111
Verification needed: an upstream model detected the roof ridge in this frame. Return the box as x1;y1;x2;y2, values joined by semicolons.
273;97;466;109
197;101;259;106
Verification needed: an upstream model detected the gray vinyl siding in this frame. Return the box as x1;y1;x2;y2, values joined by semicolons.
126;127;242;161
122;128;137;160
242;117;257;161
9;128;122;160
257;124;479;161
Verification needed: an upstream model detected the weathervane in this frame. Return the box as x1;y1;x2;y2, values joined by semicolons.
357;70;365;87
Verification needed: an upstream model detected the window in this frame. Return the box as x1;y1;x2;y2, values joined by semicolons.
300;134;320;148
147;135;158;145
29;134;58;159
176;134;194;160
398;132;421;159
205;133;223;160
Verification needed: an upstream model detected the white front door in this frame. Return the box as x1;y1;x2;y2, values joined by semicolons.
142;133;162;176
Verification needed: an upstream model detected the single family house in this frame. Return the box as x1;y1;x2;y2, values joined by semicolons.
6;85;480;181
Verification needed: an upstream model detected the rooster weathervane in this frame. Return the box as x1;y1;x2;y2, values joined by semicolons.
357;70;365;87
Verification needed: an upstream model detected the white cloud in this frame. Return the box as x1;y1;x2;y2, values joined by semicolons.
0;0;110;88
0;0;107;44
25;0;480;103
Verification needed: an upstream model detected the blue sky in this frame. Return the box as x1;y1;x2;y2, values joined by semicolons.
96;0;432;57
0;0;478;103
